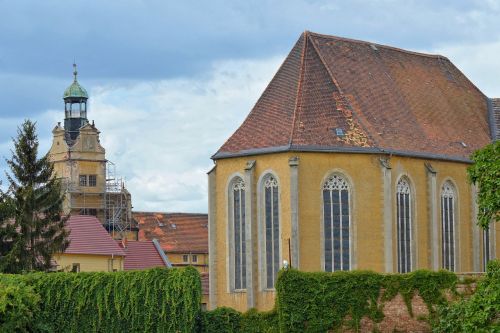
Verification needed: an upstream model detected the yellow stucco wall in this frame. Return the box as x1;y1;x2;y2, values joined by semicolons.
211;151;499;311
54;253;124;272
168;253;209;273
48;125;106;217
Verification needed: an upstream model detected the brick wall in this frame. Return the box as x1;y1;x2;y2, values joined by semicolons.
343;283;477;333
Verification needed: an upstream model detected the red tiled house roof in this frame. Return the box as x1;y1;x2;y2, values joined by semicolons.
134;212;208;253
213;31;493;161
118;240;170;270
65;215;125;256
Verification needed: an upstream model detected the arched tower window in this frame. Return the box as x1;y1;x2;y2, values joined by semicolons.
263;174;280;289
396;177;412;273
323;174;350;271
230;177;246;290
441;181;456;271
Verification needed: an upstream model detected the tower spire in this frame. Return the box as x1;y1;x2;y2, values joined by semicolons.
73;63;78;82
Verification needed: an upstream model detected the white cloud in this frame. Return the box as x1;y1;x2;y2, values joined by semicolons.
87;56;283;213
432;40;500;97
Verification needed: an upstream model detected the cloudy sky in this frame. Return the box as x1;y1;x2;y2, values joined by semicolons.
1;0;499;213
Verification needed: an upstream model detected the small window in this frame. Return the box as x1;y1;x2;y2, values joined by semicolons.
79;175;87;187
71;263;80;273
192;255;198;263
88;175;97;187
183;255;189;263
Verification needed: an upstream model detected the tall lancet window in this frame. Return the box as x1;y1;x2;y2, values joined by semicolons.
396;177;412;273
441;181;456;271
483;229;491;271
231;177;246;290
323;174;350;272
263;175;280;289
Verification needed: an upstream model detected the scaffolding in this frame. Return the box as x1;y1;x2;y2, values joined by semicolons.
62;160;133;239
105;161;132;239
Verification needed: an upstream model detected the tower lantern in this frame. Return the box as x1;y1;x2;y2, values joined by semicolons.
63;63;89;140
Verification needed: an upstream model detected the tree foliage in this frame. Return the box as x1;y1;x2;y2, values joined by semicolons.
467;141;500;228
432;260;500;332
0;120;69;273
0;277;40;332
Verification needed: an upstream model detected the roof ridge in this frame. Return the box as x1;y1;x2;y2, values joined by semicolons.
307;31;447;59
288;31;308;147
308;35;379;147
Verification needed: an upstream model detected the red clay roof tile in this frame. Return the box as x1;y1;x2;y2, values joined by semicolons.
134;212;208;253
118;240;168;270
65;215;125;256
214;32;492;160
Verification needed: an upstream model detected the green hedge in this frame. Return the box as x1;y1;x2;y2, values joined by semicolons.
200;307;278;333
276;269;457;332
0;267;201;332
0;277;40;332
432;260;500;332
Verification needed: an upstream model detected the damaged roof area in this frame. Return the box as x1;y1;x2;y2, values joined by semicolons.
213;31;492;161
134;212;208;254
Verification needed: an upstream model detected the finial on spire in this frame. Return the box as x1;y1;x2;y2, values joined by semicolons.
73;63;78;82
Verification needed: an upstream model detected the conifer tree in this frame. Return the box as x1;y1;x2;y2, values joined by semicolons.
0;120;69;272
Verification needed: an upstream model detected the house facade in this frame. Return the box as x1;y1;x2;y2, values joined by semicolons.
54;215;126;272
134;212;209;273
208;32;500;311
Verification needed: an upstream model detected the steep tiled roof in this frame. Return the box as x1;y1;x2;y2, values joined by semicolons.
134;212;208;253
491;98;500;141
65;215;125;256
214;31;492;161
118;240;169;270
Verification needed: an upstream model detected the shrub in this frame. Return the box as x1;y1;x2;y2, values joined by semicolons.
1;267;201;333
276;268;457;332
200;307;278;333
201;307;242;333
432;260;500;332
0;277;40;332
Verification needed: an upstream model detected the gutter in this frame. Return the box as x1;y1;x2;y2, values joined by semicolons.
211;145;473;163
153;238;172;268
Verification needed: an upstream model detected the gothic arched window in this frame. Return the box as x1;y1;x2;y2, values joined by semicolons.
263;175;280;289
441;181;456;271
230;177;246;290
396;177;412;273
323;174;350;271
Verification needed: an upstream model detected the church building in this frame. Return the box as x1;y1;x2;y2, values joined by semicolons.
48;65;135;240
208;31;499;311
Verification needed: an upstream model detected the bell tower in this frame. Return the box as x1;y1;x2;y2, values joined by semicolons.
63;64;89;141
48;65;136;240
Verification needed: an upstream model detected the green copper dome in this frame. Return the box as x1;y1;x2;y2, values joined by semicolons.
63;64;88;99
63;81;88;99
